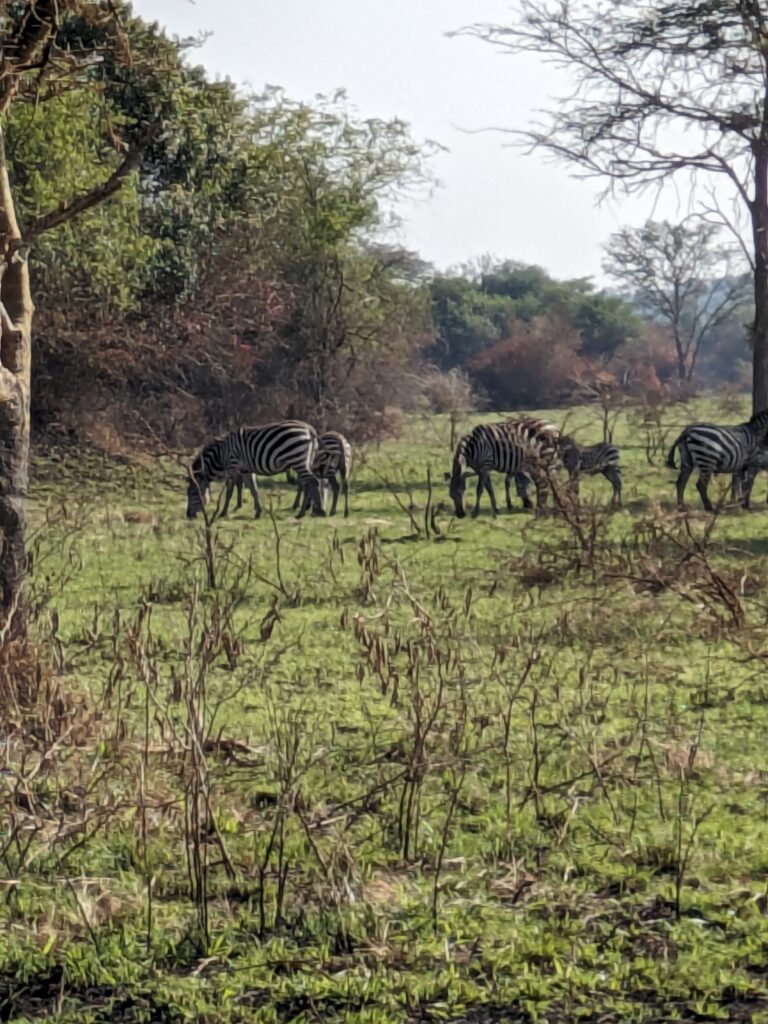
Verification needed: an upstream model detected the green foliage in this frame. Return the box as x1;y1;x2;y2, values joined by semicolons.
7;91;159;311
429;260;642;375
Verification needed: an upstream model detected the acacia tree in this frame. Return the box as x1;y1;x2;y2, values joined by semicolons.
604;219;750;386
457;1;768;411
0;1;172;638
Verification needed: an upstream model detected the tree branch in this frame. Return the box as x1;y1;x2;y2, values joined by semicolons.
22;128;156;242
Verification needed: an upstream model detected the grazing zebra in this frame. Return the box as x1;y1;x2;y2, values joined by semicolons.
186;420;323;519
558;437;622;507
292;431;353;517
666;408;768;510
447;421;557;518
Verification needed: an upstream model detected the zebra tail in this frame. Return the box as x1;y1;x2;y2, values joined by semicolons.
665;436;680;469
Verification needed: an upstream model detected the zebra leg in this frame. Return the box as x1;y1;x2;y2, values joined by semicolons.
514;472;533;510
472;473;485;517
675;464;692;509
297;487;311;517
341;472;350;518
568;469;580;501
741;468;757;509
485;475;501;515
603;467;621;507
242;474;261;518
298;473;325;517
533;471;549;517
730;473;742;504
326;472;340;516
504;474;514;511
220;478;235;518
695;472;714;512
292;483;303;512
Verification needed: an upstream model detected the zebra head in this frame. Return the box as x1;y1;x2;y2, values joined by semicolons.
557;435;580;472
186;455;212;518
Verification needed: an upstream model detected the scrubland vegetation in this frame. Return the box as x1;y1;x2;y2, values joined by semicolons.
2;396;768;1022
5;4;768;1021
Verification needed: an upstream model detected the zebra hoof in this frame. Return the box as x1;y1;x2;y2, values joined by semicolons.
312;509;327;518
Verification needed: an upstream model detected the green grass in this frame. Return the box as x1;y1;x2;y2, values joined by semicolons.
5;393;768;1022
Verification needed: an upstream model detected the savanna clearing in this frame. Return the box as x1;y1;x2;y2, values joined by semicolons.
5;395;768;1023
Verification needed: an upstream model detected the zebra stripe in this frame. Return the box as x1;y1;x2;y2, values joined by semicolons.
186;420;323;519
292;431;353;517
666;408;768;510
448;421;555;518
504;417;560;511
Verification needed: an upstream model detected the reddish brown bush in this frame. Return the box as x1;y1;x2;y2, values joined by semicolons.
468;314;591;408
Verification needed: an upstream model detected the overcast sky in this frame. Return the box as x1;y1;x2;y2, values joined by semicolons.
131;0;699;284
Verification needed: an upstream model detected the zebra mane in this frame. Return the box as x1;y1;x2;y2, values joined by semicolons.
747;407;768;431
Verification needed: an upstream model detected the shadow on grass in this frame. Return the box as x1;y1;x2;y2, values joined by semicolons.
722;536;768;558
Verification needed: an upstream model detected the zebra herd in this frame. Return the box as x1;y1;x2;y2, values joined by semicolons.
447;417;622;518
186;421;352;519
185;407;768;522
448;407;768;518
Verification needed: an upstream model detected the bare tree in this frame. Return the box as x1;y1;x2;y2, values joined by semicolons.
603;218;749;387
0;3;152;639
455;1;768;411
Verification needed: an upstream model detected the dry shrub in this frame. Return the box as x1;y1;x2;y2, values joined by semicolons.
0;638;87;743
468;314;591;407
412;365;480;415
32;274;428;452
346;405;405;444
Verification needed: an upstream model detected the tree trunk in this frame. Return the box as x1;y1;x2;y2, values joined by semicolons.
752;150;768;413
673;337;687;388
0;126;33;639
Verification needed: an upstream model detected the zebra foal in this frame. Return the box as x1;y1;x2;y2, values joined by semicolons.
186;420;324;519
558;437;622;507
292;431;353;517
666;408;768;510
447;420;557;518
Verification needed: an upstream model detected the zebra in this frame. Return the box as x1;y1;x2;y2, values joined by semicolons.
291;431;353;518
186;421;324;519
447;420;558;518
558;437;622;507
666;408;768;510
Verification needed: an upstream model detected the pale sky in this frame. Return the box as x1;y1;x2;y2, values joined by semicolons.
132;0;704;284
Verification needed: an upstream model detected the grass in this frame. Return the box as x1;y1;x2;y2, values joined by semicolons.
4;392;768;1021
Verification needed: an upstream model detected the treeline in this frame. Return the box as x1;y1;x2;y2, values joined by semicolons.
428;258;752;409
15;8;752;453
